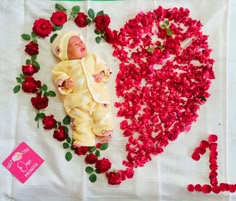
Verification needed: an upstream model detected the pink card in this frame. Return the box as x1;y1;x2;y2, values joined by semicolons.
2;142;44;183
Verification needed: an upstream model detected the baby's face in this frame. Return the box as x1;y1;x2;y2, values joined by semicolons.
67;36;87;60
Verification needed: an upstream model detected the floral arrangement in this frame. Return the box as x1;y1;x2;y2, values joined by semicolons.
188;134;220;193
13;3;215;185
187;134;236;194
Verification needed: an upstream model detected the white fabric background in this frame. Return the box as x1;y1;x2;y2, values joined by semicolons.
0;0;235;200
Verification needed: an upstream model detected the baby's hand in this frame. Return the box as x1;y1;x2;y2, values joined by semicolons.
93;71;105;83
64;78;74;88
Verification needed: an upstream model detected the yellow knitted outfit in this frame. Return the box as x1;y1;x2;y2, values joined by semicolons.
52;54;112;146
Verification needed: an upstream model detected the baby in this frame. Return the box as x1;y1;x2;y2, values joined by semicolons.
51;31;113;147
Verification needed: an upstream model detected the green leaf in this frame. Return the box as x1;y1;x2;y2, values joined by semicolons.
95;36;101;44
32;38;38;43
19;73;25;80
157;45;164;50
16;77;22;83
26;59;31;64
65;152;72;161
55;3;66;11
95;169;101;174
72;6;80;13
31;32;37;39
160;23;166;29
46;91;56;97
52;26;63;32
34;114;39;122
71;6;80;17
66;137;72;143
89;146;96;153
165;20;170;26
70;145;75;151
41;84;48;92
34;112;45;121
58;121;62;127
99;143;109;151
31;55;37;61
94;29;101;35
32;61;40;69
63;115;71;125
96;10;104;17
86;18;92;24
63;126;69;134
40;113;45;118
50;33;58;43
89;174;97;183
95;150;100;157
63;142;70;149
166;28;173;37
88;8;95;19
197;96;207;101
13;85;21;93
85;166;94;174
147;46;154;53
21;34;31;41
70;13;76;18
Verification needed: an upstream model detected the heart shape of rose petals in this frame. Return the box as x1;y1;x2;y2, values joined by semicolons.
111;7;214;173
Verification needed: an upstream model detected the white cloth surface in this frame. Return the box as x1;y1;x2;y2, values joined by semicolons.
0;0;235;200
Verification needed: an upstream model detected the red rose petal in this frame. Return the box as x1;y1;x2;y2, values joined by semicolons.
209;171;218;178
209;143;217;151
210;177;218;186
192;152;201;161
229;184;236;193
195;147;206;155
212;186;220;194
209;164;218;171
209;157;217;165
194;184;202;192
200;140;209;149
210;150;218;158
208;134;218;143
202;184;212;194
219;183;229;192
187;184;195;192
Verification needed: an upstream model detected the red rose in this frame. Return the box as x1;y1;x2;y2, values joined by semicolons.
50;11;67;26
53;126;68;141
106;172;122;185
96;143;101;148
104;28;114;44
94;14;110;31
74;12;88;28
74;146;89;155
85;153;98;164
31;94;49;110
32;18;52;38
25;41;39;56
42;115;57;130
22;76;41;93
95;158;111;173
22;64;38;76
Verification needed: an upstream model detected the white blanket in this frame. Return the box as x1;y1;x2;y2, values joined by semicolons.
0;0;236;200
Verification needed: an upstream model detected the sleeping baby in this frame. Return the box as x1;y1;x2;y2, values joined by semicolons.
51;31;113;147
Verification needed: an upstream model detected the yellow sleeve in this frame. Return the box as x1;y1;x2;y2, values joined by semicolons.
94;54;111;82
52;61;73;95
